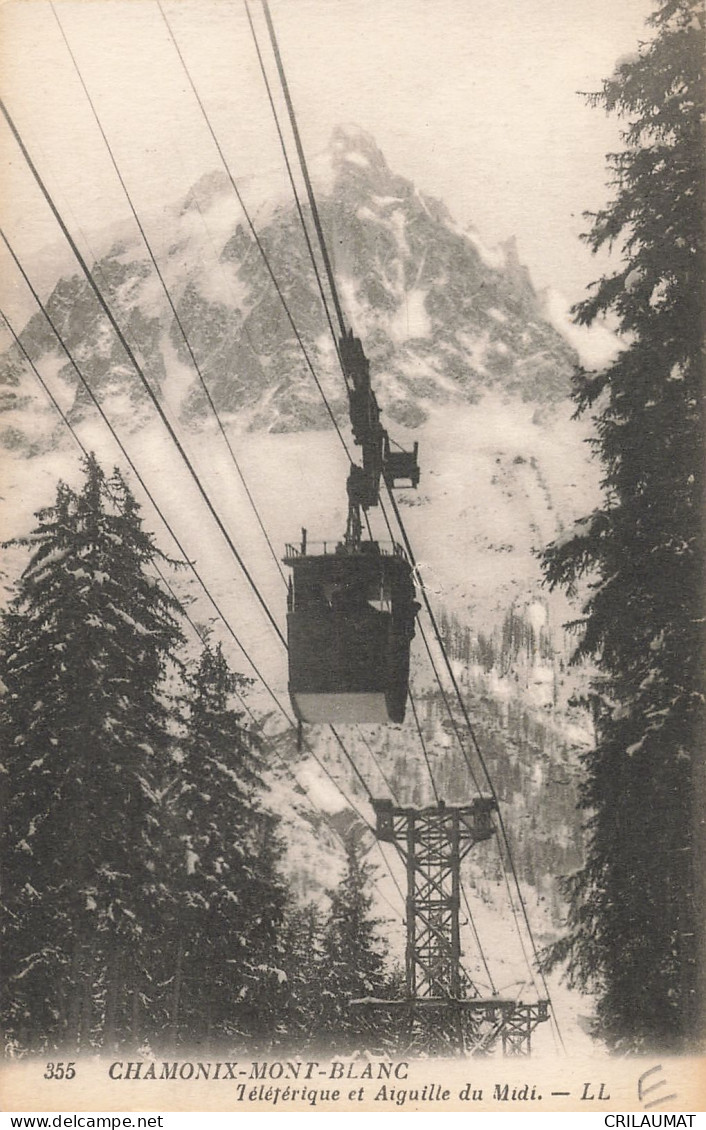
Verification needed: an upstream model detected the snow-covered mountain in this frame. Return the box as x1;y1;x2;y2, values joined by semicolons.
0;124;578;447
0;125;602;1048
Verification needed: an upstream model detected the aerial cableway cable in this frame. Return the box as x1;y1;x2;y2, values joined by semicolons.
17;5;543;1017
385;407;561;1041
148;10;406;815
0;307;88;465
0;95;287;653
460;886;497;997
415;617;483;794
259;0;346;340
0;286;400;903
406;691;439;805
253;7;563;1043
49;6;399;818
4;262;473;976
0;233;389;878
241;0;555;1030
155;0;352;459
385;482;552;1014
353;729;402;807
0;302;191;638
243;0;344;385
0;226;285;717
0;104;408;912
0;311;406;917
49;0;287;588
253;0;505;994
249;0;502;997
249;0;534;902
0;300;230;673
248;16;426;780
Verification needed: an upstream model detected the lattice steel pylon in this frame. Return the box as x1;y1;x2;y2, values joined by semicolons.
353;799;549;1056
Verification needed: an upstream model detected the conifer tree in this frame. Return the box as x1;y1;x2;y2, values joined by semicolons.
165;643;286;1050
319;828;392;1051
541;0;704;1051
277;901;326;1047
0;455;184;1052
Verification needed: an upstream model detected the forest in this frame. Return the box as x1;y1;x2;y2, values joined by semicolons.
0;457;396;1054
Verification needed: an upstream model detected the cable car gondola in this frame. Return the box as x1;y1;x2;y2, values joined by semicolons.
284;331;420;726
284;532;417;724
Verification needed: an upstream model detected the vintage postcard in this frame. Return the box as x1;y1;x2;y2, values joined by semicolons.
0;0;703;1117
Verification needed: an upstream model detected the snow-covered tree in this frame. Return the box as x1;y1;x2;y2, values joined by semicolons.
541;0;705;1051
275;901;327;1047
319;828;393;1051
1;455;184;1052
164;643;286;1050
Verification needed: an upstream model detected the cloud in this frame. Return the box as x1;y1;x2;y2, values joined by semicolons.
543;288;623;369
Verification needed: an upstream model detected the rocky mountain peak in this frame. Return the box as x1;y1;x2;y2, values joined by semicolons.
1;127;579;447
180;169;232;215
329;123;399;194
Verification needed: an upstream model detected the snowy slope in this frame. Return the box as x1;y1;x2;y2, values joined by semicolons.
0;126;606;1049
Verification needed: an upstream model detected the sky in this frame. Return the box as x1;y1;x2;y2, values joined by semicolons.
0;0;655;329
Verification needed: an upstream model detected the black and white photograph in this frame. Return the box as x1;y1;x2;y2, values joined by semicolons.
0;0;703;1115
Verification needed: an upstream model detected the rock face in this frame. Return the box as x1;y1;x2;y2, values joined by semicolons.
0;124;577;448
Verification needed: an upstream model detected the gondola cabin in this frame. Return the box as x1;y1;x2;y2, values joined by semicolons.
283;533;417;724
